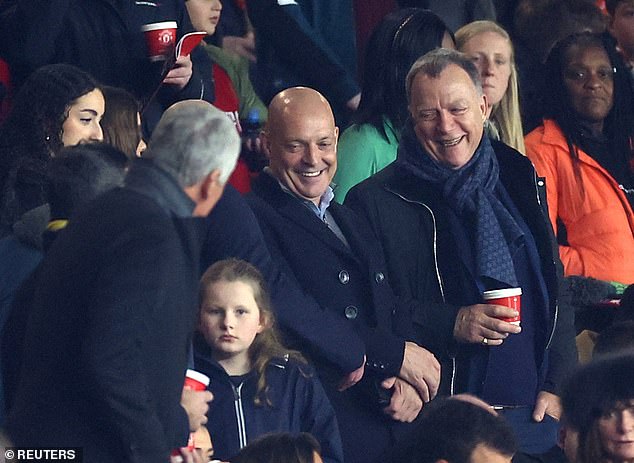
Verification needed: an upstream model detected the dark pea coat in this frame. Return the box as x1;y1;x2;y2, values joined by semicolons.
247;172;415;463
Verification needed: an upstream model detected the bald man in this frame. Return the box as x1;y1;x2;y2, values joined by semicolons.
246;87;440;463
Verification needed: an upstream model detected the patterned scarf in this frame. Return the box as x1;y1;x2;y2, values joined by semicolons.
396;127;524;287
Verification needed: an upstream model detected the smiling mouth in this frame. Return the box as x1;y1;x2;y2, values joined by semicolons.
298;169;325;177
438;136;463;147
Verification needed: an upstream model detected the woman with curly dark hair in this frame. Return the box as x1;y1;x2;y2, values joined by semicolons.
525;32;634;286
0;63;103;234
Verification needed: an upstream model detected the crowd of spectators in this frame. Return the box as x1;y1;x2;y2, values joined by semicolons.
0;0;633;462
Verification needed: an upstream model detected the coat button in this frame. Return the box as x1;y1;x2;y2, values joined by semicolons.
537;180;545;187
338;270;350;284
344;305;358;320
375;272;385;283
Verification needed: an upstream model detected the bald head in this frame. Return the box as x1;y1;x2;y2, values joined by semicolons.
145;100;240;187
268;87;335;132
264;87;339;206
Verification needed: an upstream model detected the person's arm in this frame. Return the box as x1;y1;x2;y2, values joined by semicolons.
246;0;359;110
525;138;584;274
201;186;366;377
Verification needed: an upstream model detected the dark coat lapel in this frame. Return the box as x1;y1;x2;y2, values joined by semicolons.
252;173;357;260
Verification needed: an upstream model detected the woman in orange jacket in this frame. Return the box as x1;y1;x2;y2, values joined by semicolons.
525;32;634;285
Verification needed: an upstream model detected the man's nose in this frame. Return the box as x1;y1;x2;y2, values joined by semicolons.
302;144;320;165
437;111;455;133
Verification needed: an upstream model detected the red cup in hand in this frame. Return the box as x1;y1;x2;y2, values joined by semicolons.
141;21;177;62
483;288;522;325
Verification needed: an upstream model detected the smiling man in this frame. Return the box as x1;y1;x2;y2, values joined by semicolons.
345;49;576;454
246;87;441;463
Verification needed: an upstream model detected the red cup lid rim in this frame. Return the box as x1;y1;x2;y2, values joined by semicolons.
482;288;522;299
141;21;178;31
185;369;210;386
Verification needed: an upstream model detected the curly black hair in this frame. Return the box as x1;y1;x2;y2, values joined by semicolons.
0;63;99;231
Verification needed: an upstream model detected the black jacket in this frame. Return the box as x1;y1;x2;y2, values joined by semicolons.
194;339;344;463
345;140;577;397
246;173;419;463
5;161;204;461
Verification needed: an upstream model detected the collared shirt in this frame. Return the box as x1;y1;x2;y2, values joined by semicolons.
263;167;334;220
264;168;349;247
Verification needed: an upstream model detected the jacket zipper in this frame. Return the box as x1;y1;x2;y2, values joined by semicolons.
387;190;455;394
232;382;248;449
534;175;558;351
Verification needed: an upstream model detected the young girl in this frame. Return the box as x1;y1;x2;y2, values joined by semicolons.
194;259;344;463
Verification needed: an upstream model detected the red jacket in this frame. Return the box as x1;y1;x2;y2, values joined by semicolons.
525;119;634;283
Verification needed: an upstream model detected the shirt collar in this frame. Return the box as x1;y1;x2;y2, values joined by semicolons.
264;168;335;220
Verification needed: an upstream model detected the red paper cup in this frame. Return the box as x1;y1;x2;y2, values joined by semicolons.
482;288;522;325
141;21;177;62
185;369;210;391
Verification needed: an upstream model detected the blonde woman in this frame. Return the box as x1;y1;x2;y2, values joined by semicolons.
456;20;526;154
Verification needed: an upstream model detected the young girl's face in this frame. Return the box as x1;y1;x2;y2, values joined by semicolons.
199;279;264;365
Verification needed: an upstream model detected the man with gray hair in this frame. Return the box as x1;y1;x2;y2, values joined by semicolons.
346;49;576;453
5;100;239;462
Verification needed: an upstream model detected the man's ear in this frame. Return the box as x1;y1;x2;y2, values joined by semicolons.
261;129;273;161
481;93;489;122
201;169;221;200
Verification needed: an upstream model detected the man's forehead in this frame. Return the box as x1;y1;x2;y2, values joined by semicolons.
412;67;478;97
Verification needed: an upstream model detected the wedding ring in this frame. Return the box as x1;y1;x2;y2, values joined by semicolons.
482;337;489;345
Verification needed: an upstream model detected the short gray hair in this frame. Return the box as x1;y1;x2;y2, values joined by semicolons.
405;48;483;104
143;100;240;187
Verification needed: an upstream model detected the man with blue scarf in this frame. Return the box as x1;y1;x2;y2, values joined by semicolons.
345;48;577;454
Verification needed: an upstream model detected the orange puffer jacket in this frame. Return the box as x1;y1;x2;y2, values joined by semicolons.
525;119;634;284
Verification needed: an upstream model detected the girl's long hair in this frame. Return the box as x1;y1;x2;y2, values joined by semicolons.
455;20;525;154
199;258;307;407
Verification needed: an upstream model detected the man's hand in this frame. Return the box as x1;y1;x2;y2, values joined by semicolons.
338;355;365;391
533;390;561;422
381;376;423;422
163;55;194;90
398;341;440;403
222;32;257;62
453;304;521;345
181;387;213;431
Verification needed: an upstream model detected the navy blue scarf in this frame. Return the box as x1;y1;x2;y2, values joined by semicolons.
396;127;523;287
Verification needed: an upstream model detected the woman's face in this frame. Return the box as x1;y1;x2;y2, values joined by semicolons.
186;0;222;36
61;89;105;147
598;401;634;463
460;31;512;107
563;45;614;129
